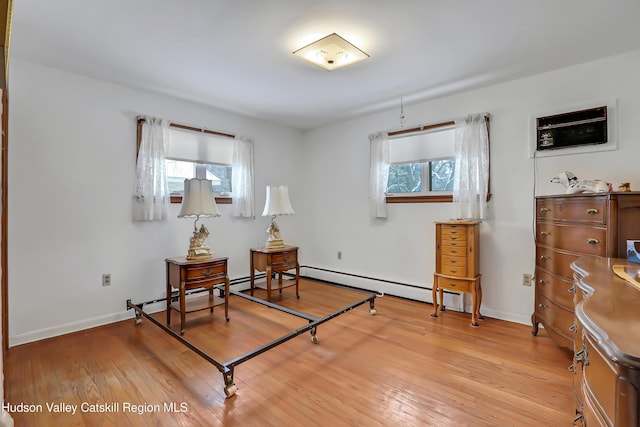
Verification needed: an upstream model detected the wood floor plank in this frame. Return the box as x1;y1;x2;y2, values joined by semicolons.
5;279;573;426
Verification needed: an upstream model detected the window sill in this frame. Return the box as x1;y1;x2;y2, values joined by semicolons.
170;195;232;205
386;195;453;203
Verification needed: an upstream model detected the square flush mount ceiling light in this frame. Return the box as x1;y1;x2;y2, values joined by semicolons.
293;33;369;71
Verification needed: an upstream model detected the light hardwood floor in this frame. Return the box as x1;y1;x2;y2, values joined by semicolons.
6;278;574;426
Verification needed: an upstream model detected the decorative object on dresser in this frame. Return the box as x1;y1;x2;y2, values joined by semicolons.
550;171;612;194
250;245;300;302
532;192;640;352
431;220;483;327
571;256;640;427
165;255;230;335
261;185;295;249
178;178;222;260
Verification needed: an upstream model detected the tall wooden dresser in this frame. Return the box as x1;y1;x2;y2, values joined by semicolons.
431;220;482;327
532;192;640;351
572;256;640;427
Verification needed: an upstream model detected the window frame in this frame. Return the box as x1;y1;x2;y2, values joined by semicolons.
385;118;491;203
136;118;235;204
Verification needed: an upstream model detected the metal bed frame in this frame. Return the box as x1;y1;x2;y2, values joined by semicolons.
126;281;378;398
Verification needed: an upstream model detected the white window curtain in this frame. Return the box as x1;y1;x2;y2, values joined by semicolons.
133;116;170;221
453;113;490;219
231;135;255;218
369;131;390;218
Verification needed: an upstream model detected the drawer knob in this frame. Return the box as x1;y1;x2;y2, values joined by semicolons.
569;322;577;333
448;283;457;287
538;279;548;285
202;268;214;276
450;269;457;273
568;285;576;294
538;303;547;309
539;207;550;213
539;255;549;261
586;208;599;215
540;231;550;237
586;238;599;245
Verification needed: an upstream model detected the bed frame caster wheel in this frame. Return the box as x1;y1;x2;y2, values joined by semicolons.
224;384;237;398
135;318;142;325
311;334;319;344
369;308;377;315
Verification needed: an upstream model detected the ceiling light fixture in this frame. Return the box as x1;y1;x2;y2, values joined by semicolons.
293;33;369;71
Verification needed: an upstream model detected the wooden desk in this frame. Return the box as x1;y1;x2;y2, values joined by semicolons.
165;255;229;335
431;220;483;327
250;245;299;302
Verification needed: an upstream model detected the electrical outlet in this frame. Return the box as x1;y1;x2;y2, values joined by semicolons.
522;273;532;287
102;273;111;287
337;251;342;260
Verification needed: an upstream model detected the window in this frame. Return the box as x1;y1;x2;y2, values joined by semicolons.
135;119;235;204
386;123;456;202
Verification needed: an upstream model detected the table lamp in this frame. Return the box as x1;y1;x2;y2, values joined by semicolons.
261;185;294;248
178;178;221;259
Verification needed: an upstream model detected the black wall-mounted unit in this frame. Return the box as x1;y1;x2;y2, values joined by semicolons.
536;106;607;151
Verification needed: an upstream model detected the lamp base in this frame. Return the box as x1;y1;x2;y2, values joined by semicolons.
186;246;213;260
265;238;284;249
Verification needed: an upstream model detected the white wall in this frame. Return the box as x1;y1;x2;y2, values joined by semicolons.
8;49;640;345
8;59;303;346
296;49;640;324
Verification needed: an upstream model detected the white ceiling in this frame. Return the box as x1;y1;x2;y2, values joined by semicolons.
10;0;640;130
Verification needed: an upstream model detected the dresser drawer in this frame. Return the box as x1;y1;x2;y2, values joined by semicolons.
536;246;582;279
441;254;467;268
435;275;472;293
441;245;466;256
535;293;575;338
582;334;617;426
536;197;606;224
534;267;574;310
537;223;607;255
441;265;467;277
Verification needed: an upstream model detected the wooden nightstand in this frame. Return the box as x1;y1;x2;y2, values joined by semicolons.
250;245;299;302
165;255;230;335
431;220;483;327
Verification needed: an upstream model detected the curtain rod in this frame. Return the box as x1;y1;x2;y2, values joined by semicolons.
387;113;490;137
136;116;235;139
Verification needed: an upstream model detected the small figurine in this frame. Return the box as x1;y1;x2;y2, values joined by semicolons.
551;171;612;194
618;182;632;192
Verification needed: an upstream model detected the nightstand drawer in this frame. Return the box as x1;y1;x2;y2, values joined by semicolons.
435;276;472;293
271;251;297;268
185;262;227;282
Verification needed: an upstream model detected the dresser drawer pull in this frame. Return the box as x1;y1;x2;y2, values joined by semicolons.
575;348;589;366
539;255;549;261
568;363;576;374
569;322;577;333
201;268;214;276
586;238;599;245
568;285;576;294
539;231;550;237
538;279;547;285
539;207;550;213
538;303;547;309
449;260;458;264
586;208;599;215
449;269;458;273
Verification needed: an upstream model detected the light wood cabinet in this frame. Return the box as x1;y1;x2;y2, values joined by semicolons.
431;220;482;327
571;256;640;427
532;192;640;351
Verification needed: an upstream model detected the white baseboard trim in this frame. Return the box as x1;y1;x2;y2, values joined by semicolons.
9;301;166;347
301;267;532;326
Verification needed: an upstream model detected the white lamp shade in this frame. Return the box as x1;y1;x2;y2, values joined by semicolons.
178;178;221;218
262;185;294;216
